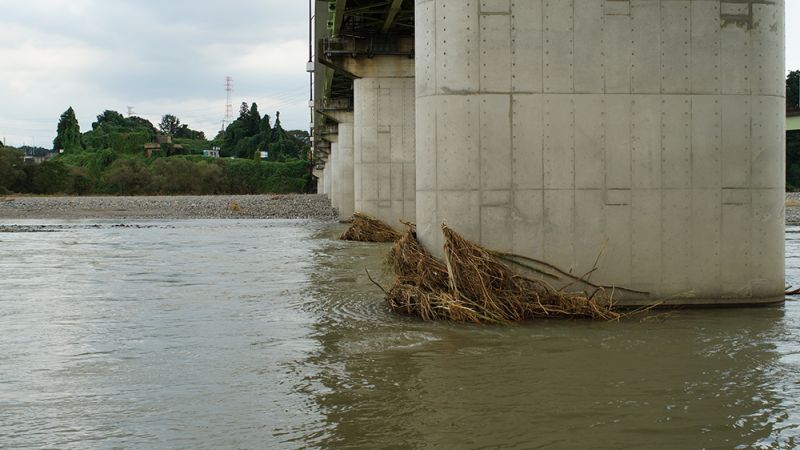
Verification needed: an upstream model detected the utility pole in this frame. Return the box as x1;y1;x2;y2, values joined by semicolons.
308;0;315;181
309;0;313;103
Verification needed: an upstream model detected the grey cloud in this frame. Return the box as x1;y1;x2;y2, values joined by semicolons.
0;0;311;146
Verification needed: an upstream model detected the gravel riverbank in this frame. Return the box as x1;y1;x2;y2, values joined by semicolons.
0;195;338;221
1;193;798;224
788;192;800;225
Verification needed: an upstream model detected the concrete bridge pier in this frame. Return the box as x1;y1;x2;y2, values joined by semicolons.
328;141;339;211
324;163;331;198
322;52;417;227
314;166;325;195
353;72;416;226
318;115;354;220
415;0;785;305
334;119;355;220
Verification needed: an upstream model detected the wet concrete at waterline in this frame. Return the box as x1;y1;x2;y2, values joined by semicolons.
0;219;799;449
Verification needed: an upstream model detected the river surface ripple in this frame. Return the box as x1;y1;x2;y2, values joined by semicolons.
0;219;799;449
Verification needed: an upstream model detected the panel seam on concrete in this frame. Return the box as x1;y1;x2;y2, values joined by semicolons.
478;95;483;242
540;0;545;195
415;93;786;99
572;0;578;273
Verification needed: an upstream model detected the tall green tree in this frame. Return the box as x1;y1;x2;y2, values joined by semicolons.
82;111;158;153
260;114;272;134
53;107;82;152
788;71;800;110
245;103;261;136
272;111;287;142
159;114;181;135
219;103;307;160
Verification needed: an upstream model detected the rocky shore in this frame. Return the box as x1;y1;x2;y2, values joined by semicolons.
0;195;338;221
788;192;800;225
1;193;799;224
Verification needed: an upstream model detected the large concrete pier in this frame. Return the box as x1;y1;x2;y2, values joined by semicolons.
354;75;416;225
312;0;786;305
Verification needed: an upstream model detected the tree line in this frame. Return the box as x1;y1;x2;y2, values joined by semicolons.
786;70;800;190
0;104;312;195
3;70;800;195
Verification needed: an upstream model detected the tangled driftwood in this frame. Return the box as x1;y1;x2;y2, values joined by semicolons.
382;223;622;324
340;212;402;242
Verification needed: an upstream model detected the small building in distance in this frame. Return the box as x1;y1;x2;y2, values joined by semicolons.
203;149;220;158
21;147;55;165
789;109;800;132
143;143;160;158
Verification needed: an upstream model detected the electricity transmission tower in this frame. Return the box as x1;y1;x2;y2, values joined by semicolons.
223;76;233;131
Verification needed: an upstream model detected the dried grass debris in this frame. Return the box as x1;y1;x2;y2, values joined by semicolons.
340;212;402;242
384;223;622;324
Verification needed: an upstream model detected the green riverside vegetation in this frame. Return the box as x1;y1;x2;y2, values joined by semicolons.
5;70;798;195
787;70;800;191
0;103;312;196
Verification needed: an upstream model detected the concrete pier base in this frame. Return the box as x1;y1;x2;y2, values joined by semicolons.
315;168;324;195
329;142;339;212
333;122;355;220
415;1;785;305
354;77;416;227
323;165;331;198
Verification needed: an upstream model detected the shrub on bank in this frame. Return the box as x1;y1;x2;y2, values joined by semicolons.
788;130;800;192
0;148;24;194
220;159;310;194
3;149;310;196
14;160;73;194
103;159;153;194
97;156;309;195
150;158;224;194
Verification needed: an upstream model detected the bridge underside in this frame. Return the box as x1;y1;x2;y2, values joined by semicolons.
311;0;786;306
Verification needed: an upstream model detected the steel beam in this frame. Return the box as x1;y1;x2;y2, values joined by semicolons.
333;0;346;36
382;0;403;33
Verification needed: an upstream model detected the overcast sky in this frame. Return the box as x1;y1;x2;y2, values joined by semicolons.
0;0;311;147
0;1;798;147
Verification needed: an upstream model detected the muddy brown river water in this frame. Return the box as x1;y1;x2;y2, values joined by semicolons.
0;219;799;449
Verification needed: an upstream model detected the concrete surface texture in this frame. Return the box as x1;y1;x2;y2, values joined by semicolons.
329;142;339;211
334;122;355;220
415;0;785;304
324;165;331;197
354;76;417;226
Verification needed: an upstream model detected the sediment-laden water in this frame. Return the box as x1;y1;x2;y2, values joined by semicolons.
0;219;799;449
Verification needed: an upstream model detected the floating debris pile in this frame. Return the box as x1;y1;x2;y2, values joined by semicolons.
340;212;402;242
383;224;622;324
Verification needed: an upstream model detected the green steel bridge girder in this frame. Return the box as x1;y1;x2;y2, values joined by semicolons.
328;0;413;37
319;0;413;129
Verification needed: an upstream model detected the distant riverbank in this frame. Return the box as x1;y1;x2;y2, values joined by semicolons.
0;195;338;220
2;193;798;225
786;192;800;225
